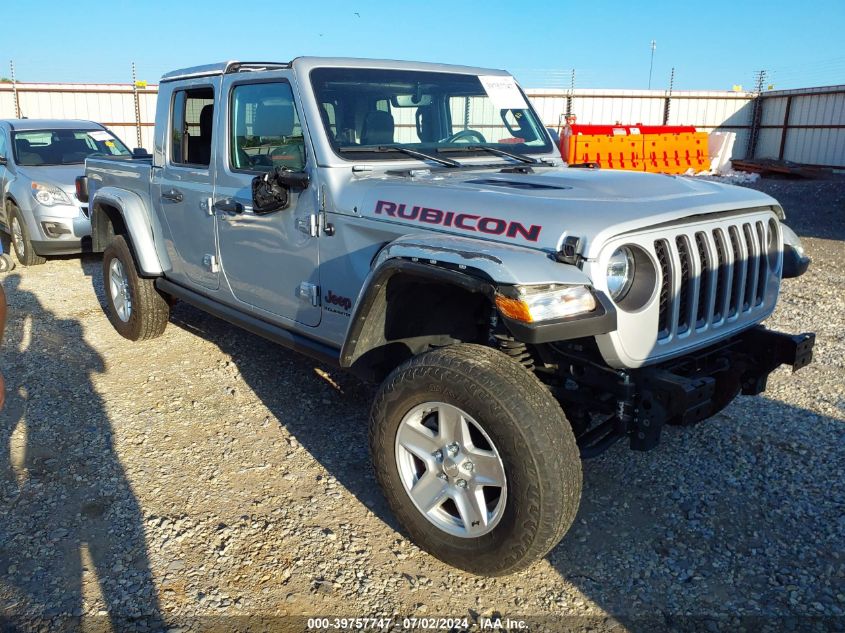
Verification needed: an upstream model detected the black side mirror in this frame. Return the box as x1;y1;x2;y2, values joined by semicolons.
251;168;309;215
132;147;151;158
275;170;310;190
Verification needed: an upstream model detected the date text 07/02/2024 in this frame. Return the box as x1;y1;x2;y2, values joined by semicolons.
306;617;528;630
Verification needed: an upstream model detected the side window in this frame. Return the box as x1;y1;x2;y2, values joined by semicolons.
0;132;6;160
170;86;214;167
230;82;304;172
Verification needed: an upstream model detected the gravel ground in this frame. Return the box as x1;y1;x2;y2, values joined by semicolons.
0;177;843;632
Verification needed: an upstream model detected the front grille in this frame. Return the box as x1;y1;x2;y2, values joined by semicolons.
675;235;692;333
694;232;710;327
655;240;671;336
656;219;774;341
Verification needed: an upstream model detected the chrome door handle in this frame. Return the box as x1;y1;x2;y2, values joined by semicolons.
161;188;183;202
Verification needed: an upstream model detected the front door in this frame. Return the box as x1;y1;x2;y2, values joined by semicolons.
154;78;220;290
214;74;321;326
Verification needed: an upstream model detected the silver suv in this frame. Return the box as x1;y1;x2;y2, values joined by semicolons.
0;119;131;265
80;58;815;575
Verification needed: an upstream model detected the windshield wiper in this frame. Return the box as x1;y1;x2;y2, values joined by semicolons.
438;145;539;165
339;145;461;168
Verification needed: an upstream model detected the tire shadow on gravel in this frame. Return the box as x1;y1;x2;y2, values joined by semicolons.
545;397;845;631
168;303;398;529
0;274;167;632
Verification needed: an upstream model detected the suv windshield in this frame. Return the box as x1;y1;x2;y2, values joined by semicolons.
12;128;131;166
310;68;552;161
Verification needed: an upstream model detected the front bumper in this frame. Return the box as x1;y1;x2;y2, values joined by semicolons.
25;202;91;256
32;237;91;256
573;325;815;455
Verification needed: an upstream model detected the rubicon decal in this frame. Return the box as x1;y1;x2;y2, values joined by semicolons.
374;200;541;242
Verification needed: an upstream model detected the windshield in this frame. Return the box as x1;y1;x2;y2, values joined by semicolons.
12;128;131;166
310;68;552;161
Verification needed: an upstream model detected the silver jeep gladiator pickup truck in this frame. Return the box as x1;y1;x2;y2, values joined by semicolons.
78;57;814;576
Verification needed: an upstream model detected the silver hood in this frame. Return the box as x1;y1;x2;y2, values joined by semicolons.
16;164;86;196
341;166;779;258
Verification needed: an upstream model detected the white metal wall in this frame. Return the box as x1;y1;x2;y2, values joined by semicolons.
754;86;845;167
0;82;157;150
2;82;842;167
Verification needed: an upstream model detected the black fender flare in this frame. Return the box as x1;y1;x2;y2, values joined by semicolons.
339;258;496;370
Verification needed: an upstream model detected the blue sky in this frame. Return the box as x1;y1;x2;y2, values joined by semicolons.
3;0;844;90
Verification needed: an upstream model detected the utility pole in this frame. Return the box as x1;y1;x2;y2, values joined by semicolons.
753;69;768;94
131;62;142;148
746;69;768;159
10;60;21;118
565;68;576;118
648;40;656;89
663;67;675;125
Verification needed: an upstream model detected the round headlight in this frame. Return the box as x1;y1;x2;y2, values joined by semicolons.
606;246;635;301
35;189;55;205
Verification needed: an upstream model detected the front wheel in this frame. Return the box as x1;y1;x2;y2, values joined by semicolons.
102;235;170;341
8;204;46;266
370;343;582;575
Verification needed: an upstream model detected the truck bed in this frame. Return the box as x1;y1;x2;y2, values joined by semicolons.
86;155;154;200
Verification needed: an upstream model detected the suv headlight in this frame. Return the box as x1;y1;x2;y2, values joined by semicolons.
606;246;635;301
495;284;597;323
31;182;73;207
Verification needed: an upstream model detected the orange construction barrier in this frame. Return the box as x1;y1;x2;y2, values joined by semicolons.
561;124;710;174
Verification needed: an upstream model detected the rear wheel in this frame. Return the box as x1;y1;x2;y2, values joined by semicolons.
8;204;46;266
370;343;582;575
102;235;169;341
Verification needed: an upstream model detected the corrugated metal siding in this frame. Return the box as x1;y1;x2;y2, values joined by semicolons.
528;89;754;131
755;86;845;166
784;128;845;165
1;82;842;167
0;82;156;150
755;128;783;158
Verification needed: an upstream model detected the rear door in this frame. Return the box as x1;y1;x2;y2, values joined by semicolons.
214;73;321;326
153;78;220;290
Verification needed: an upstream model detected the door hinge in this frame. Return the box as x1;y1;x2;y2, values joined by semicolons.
203;253;219;273
296;214;320;237
298;282;319;307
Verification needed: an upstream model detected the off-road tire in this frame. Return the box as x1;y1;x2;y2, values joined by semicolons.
102;235;169;341
0;254;14;272
370;343;582;575
8;204;46;266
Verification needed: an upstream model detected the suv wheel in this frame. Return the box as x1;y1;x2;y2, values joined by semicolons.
0;254;14;272
8;204;46;266
370;343;582;575
102;235;169;341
